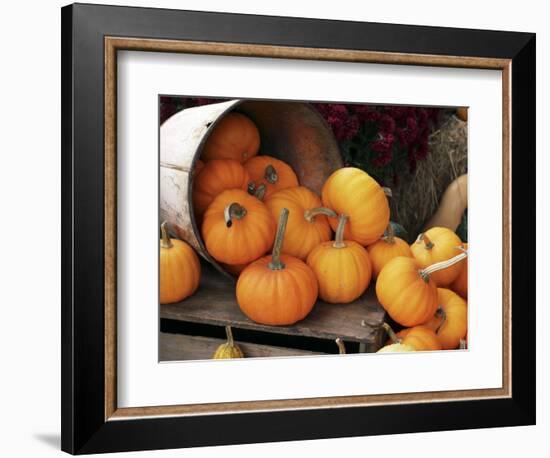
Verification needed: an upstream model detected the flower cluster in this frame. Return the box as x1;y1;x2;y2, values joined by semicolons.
314;103;440;185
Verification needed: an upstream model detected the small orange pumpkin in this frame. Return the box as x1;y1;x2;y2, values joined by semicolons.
381;322;441;352
307;214;372;304
236;208;318;325
367;223;413;278
192;159;251;220
394;326;442;351
424;288;468;350
410;227;463;286
159;222;201;304
201;112;260;163
243;155;299;198
450;243;468;299
321;167;389;245
376;251;467;327
265;186;335;260
202;189;275;265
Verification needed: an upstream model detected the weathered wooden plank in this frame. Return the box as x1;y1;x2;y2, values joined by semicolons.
160;262;386;345
160;332;324;361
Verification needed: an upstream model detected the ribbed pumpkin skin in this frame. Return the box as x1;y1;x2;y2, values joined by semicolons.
450;243;468;298
236;254;318;325
396;326;442;351
322;168;389;245
410;227;463;286
265;187;332;260
424;288;468;350
244;156;299;198
192;159;250;219
307;240;372;304
367;237;412;279
376;256;438;327
201;112;260;163
160;239;201;304
202;189;275;265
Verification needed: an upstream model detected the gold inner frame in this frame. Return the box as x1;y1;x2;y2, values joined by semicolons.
104;37;512;421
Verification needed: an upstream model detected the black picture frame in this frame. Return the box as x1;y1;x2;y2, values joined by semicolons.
61;3;535;454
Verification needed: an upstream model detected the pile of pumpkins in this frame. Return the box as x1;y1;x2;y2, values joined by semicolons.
160;112;468;356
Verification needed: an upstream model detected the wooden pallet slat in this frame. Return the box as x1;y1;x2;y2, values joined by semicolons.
160;332;325;361
161;263;386;349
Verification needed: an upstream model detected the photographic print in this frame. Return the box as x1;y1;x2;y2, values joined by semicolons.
159;97;468;361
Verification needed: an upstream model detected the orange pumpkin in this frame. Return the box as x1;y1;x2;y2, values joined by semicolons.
424;288;468;350
395;326;442;351
201;112;260;163
159;222;201;304
236;208;318;325
367;223;413;278
265;186;335;260
202;189;275;265
450;243;468;299
376;251;467;327
321;167;389;245
410;227;463;286
192;159;251;219
307;214;372;304
243;155;299;198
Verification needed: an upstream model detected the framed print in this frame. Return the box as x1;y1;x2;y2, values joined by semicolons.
61;3;536;454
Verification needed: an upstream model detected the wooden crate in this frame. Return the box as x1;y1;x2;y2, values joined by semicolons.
160;261;387;360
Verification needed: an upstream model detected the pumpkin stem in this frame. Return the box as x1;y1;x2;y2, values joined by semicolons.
335;338;346;354
434;307;447;334
224;202;247;228
332;214;348;249
160;221;173;249
247;181;256;195
383;222;395;244
268;208;289;270
381;322;402;344
417;232;434;249
254;184;267;201
225;325;235;347
264;164;278;184
383;187;393;197
419;251;468;282
303;207;338;223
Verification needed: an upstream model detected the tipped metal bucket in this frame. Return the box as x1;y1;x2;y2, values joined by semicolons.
160;99;343;276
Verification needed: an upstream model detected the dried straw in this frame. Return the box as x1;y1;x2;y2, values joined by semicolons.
390;111;468;241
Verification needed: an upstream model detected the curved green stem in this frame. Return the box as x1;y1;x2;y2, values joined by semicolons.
268;208;289;270
434;307;447;334
420;251;468;282
264;164;278;184
335;338;346;355
303;207;337;223
254;184;266;201
332;214;348;249
225;325;234;347
382;322;402;344
418;232;434;249
160;221;173;249
224;202;247;228
383;222;395;244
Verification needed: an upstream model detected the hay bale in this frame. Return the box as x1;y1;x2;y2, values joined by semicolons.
390;112;468;241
